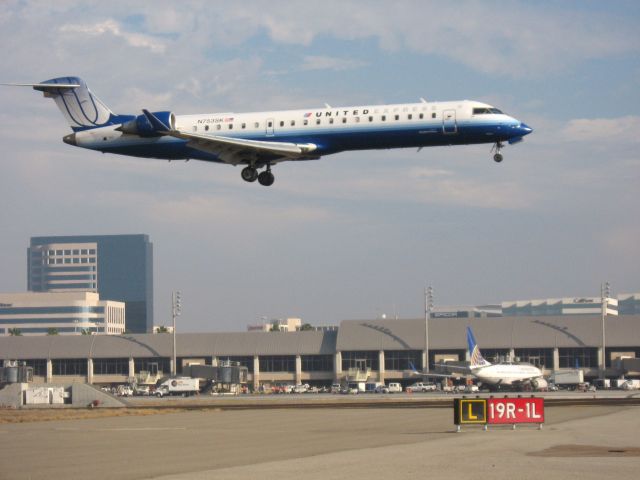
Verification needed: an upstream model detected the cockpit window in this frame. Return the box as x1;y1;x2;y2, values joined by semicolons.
473;107;503;115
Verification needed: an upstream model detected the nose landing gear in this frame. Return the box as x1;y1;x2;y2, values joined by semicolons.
492;141;504;163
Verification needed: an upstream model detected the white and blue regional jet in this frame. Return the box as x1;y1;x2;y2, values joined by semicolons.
6;76;533;186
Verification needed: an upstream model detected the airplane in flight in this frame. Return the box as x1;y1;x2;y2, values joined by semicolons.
5;76;533;186
410;326;548;391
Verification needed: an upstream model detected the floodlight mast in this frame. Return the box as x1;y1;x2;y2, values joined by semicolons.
425;286;434;374
600;282;610;380
172;291;182;376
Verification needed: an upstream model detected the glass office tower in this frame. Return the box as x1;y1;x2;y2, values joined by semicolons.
28;235;153;333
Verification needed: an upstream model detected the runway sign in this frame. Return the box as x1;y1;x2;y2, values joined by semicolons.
454;397;544;427
453;398;487;425
487;397;544;424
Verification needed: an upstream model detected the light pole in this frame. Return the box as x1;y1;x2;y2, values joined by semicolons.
172;291;182;376
425;286;433;373
600;282;610;380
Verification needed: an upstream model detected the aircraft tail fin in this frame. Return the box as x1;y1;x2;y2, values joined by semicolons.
467;326;491;369
408;361;419;374
3;76;114;130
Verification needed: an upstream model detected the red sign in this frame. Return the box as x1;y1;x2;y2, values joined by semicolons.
487;397;544;424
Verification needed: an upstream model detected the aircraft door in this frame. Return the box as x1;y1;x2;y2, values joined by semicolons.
442;109;457;134
266;118;275;136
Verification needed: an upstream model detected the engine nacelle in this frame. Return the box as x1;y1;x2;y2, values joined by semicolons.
531;378;548;390
117;111;175;137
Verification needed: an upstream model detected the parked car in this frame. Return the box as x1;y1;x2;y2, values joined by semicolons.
406;382;437;393
387;382;403;393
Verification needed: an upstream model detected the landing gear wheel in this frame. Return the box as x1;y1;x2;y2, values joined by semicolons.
258;170;275;186
241;166;258;182
492;141;504;163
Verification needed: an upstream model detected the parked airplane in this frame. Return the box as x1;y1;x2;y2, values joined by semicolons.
5;76;532;186
465;327;548;391
412;327;548;391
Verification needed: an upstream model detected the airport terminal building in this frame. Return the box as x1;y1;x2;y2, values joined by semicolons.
1;314;639;388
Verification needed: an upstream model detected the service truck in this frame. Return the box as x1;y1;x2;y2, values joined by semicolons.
549;369;584;388
155;377;200;397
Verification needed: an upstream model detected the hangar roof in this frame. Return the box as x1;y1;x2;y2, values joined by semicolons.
0;330;337;360
1;315;638;360
337;315;640;350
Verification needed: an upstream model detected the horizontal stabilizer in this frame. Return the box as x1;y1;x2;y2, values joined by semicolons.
1;82;80;91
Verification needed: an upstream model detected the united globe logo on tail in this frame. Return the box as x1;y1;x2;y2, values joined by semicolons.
467;327;491;369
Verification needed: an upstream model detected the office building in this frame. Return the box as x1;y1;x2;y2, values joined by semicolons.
28;235;153;332
0;292;125;335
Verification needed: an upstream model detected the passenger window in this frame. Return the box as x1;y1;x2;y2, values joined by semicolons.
368;116;373;122
290;120;295;126
381;115;386;121
342;117;347;123
354;117;360;123
228;124;233;129
280;121;284;127
255;122;260;128
216;124;221;130
432;113;436;119
268;121;272;127
329;118;334;124
241;123;246;129
408;114;412;120
303;119;308;126
204;125;209;131
419;113;424;119
394;115;399;120
316;118;321;125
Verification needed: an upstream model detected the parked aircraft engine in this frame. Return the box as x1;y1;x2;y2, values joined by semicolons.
531;378;548;390
116;111;175;137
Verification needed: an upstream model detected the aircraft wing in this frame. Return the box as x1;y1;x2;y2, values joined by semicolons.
168;130;319;165
140;109;318;165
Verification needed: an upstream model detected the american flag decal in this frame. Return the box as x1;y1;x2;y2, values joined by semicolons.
224;117;234;122
304;112;312;118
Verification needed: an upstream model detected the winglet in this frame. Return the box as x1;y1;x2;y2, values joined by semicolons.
142;109;171;133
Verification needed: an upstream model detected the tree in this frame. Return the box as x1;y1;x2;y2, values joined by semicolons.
155;326;170;333
8;328;22;336
300;323;314;331
270;324;280;332
47;327;59;336
81;329;91;335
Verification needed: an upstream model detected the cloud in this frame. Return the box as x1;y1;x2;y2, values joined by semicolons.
301;55;368;72
561;116;640;143
59;19;166;53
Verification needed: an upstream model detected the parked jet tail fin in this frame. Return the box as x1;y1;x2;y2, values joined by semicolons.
2;76;114;131
408;361;419;373
466;326;491;369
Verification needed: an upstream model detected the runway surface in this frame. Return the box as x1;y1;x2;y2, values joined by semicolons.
1;404;639;479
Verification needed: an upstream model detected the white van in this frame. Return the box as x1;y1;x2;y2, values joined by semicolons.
387;382;402;393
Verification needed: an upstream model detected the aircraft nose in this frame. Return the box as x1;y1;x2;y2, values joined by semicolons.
63;133;77;146
519;123;533;135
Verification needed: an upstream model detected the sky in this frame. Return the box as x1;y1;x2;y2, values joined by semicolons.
0;1;638;332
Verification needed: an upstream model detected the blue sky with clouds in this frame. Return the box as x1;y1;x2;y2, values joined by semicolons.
0;1;638;331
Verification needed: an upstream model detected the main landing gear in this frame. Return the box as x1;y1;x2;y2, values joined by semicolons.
241;164;275;186
492;141;504;163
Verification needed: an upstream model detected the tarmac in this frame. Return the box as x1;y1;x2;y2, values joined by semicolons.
0;403;638;480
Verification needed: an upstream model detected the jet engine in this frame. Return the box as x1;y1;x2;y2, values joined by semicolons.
531;378;548;390
116;111;175;137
